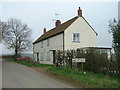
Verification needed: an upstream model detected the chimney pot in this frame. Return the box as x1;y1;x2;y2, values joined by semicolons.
55;20;61;27
78;7;82;17
43;28;46;34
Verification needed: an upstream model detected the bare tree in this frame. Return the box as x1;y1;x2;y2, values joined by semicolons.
2;18;32;58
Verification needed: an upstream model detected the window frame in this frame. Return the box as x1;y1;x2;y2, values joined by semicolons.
46;52;50;61
72;33;80;43
41;41;43;48
47;39;50;46
40;52;44;61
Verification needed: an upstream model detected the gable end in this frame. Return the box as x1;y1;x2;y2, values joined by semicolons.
82;17;98;36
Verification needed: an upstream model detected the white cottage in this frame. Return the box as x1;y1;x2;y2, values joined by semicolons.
33;7;98;64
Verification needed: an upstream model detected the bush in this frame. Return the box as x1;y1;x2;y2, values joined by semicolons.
84;49;108;73
100;68;109;75
55;49;119;76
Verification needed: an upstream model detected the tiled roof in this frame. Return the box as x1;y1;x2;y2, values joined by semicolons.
33;16;98;44
33;16;79;44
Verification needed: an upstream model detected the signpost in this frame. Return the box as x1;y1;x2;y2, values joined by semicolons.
72;58;85;62
72;58;76;62
77;58;85;62
72;58;85;70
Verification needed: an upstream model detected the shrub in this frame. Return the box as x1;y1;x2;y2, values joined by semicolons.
55;49;117;75
100;68;109;75
84;49;108;73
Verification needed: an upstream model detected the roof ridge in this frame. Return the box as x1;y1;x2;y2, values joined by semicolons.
33;16;79;44
44;16;78;34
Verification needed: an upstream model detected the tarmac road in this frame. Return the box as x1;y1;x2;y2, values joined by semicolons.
2;59;72;88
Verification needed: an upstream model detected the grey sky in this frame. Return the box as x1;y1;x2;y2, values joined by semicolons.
118;1;120;20
0;2;118;55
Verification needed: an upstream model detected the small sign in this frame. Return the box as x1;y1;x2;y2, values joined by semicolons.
72;58;76;62
72;58;85;62
77;58;85;62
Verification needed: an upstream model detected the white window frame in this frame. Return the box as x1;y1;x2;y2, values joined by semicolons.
41;41;43;48
47;39;50;46
100;49;107;54
73;33;80;42
40;52;43;61
46;52;50;61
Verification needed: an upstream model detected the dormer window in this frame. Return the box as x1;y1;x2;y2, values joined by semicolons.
73;33;80;42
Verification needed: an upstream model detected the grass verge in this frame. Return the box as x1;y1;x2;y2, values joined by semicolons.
48;67;119;88
3;57;53;67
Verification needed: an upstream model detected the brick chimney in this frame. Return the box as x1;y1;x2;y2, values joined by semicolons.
78;7;82;17
43;28;46;34
55;20;61;27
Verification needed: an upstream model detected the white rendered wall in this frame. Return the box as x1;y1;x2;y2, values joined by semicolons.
33;33;63;64
64;16;97;50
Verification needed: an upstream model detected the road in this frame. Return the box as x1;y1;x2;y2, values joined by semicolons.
2;59;72;88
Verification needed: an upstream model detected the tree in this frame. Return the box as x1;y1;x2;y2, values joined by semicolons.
109;19;120;75
2;18;32;58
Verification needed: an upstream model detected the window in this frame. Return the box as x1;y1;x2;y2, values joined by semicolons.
46;52;50;61
100;49;107;54
40;52;43;61
47;39;50;46
41;41;43;48
73;33;80;42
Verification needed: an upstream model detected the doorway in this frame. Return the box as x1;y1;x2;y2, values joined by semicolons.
53;50;56;64
36;53;39;62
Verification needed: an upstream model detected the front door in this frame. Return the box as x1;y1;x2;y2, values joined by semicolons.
53;50;56;64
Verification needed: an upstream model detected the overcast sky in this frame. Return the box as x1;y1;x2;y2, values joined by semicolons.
0;1;118;55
